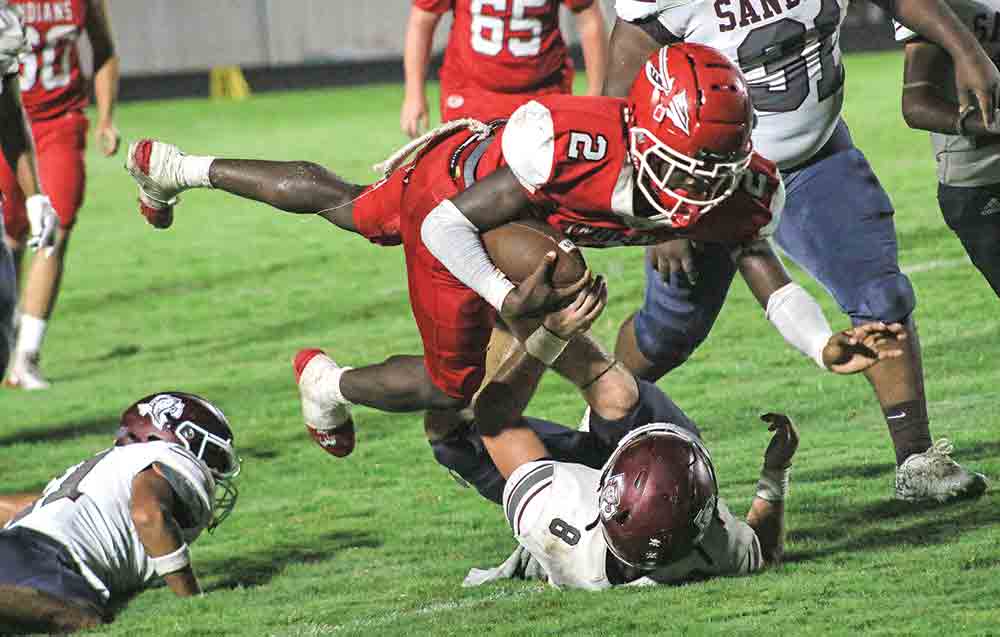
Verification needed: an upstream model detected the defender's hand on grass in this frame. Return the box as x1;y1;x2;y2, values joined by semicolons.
500;251;591;322
822;322;907;374
761;413;799;470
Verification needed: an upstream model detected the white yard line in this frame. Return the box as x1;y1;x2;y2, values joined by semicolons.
901;257;969;275
275;588;536;636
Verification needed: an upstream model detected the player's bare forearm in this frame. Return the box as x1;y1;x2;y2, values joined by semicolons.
902;41;998;136
883;0;985;66
575;3;608;96
450;167;533;230
0;76;41;196
0;493;40;526
746;497;785;566
403;8;440;100
603;18;662;97
131;469;201;596
93;56;119;125
474;343;547;438
736;240;793;309
163;567;202;597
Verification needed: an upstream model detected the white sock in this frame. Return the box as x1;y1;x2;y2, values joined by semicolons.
179;155;216;189
16;313;46;355
327;366;353;406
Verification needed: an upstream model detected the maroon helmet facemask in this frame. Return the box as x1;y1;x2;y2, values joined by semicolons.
597;423;718;570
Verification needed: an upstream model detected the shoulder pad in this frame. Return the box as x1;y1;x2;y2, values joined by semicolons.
502;100;556;194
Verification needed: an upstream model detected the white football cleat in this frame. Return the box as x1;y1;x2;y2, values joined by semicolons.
5;352;51;390
895;439;988;502
293;349;355;457
126;139;188;229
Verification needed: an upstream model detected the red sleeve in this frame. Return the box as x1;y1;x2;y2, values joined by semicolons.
413;0;453;14
562;0;595;11
679;155;781;244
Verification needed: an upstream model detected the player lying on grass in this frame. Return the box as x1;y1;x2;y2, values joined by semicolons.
0;5;59;381
0;392;239;634
461;270;818;589
126;43;904;462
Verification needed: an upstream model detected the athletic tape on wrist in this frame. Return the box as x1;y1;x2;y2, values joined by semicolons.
524;325;569;366
150;543;191;576
755;466;791;502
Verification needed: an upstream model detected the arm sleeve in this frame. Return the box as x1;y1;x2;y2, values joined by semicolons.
413;0;454;14
502;461;556;537
420;199;515;312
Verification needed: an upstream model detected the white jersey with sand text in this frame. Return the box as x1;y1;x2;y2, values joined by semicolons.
6;442;215;601
895;2;1000;187
502;459;763;589
616;0;849;168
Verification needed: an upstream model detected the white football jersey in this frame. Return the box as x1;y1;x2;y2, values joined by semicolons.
503;459;763;590
895;4;1000;187
0;2;23;80
6;442;215;601
616;0;849;168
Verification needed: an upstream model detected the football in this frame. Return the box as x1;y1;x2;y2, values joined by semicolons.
481;218;588;289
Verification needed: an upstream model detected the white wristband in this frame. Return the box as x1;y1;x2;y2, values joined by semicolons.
765;282;833;368
755;467;791;502
524;325;569;366
150;543;191;576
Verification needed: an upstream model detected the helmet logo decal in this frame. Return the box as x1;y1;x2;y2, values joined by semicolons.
692;493;717;543
600;473;625;521
138;394;185;430
644;59;674;97
665;90;690;136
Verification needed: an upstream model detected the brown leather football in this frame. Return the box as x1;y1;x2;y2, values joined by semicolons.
481;218;587;289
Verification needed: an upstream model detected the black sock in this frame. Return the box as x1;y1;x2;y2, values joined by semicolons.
883;399;932;466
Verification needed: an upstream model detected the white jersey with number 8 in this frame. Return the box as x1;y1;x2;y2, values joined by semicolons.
503;459;763;589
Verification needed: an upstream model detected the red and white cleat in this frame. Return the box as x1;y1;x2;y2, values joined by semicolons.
125;139;187;229
293;348;355;457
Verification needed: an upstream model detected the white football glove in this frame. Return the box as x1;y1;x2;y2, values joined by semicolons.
26;194;58;256
0;6;27;77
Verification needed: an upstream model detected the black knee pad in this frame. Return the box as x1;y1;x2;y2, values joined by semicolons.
430;433;505;505
854;272;916;324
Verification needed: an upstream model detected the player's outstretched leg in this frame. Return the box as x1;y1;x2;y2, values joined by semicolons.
294;349;356;458
293;348;465;457
126;139;363;231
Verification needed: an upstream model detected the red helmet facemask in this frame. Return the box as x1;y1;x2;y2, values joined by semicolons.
628;44;754;228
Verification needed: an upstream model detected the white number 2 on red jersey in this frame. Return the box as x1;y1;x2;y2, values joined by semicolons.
471;0;547;57
19;24;77;92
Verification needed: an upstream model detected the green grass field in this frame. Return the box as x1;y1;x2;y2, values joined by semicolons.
2;50;998;636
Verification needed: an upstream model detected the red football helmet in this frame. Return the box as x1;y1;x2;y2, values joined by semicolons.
628;43;754;228
597;423;718;569
118;391;240;529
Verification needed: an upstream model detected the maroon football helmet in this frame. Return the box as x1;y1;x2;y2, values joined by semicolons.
597;423;718;569
118;391;240;529
628;43;754;229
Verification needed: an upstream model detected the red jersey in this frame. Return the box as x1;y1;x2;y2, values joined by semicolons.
415;0;592;94
498;95;782;247
12;0;88;120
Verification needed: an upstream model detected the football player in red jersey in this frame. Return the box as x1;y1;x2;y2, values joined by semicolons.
126;44;903;459
1;0;120;390
400;0;608;137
